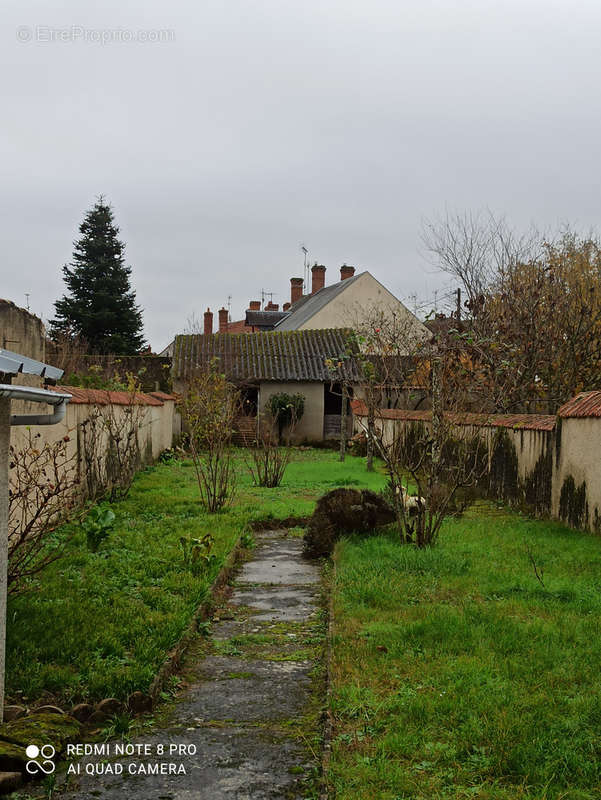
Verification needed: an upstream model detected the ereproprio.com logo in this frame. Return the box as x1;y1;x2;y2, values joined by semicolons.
25;744;56;775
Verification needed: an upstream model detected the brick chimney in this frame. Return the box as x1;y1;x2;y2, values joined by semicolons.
204;308;213;336
311;264;326;294
340;264;355;281
218;307;228;333
283;302;291;311
248;300;261;311
266;302;279;311
290;277;303;305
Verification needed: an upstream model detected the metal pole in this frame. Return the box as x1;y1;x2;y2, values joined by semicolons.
0;395;10;723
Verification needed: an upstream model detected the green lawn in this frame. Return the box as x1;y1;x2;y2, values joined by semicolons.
6;448;383;706
328;505;601;799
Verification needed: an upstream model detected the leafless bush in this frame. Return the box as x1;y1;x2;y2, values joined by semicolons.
179;364;238;512
45;329;89;376
80;378;144;502
354;315;488;547
373;404;487;547
243;406;298;488
8;431;80;594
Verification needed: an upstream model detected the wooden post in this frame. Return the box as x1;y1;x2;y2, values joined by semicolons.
0;395;10;723
339;384;347;462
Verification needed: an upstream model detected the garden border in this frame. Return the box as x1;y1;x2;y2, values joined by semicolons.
320;558;335;800
148;534;248;703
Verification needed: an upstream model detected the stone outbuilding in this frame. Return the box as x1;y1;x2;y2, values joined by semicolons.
171;328;364;442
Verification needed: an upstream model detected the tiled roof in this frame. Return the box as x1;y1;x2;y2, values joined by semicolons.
245;310;290;329
558;391;601;418
350;400;556;431
275;273;364;330
224;319;251;334
424;316;463;338
173;329;361;383
149;391;177;401
49;386;166;406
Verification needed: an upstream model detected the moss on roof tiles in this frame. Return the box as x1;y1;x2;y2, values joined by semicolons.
173;328;359;382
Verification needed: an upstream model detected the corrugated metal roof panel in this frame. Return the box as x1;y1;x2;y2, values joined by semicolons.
0;349;63;380
350;400;557;431
558;391;601;418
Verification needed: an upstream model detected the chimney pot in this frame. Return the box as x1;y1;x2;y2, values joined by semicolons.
311;264;326;294
204;307;213;336
266;302;279;311
218;307;229;333
249;300;261;311
290;277;304;305
283;302;291;311
340;264;355;281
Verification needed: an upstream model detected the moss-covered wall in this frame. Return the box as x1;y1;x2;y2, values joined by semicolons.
485;428;555;516
489;429;520;503
356;412;601;533
552;417;601;531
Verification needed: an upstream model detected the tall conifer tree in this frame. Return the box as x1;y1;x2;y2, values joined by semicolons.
51;198;146;354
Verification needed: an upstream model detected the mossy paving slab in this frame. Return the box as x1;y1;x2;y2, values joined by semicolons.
52;727;310;799
0;712;80;752
236;537;320;586
230;585;320;622
172;656;313;724
49;530;323;799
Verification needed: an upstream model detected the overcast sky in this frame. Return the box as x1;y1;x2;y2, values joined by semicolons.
3;0;601;349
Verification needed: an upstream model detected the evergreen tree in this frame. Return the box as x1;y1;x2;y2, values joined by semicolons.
51;198;146;354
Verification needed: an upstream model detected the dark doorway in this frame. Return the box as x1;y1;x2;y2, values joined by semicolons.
240;386;258;417
323;383;352;439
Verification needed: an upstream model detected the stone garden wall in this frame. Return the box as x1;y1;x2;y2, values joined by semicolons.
351;399;601;533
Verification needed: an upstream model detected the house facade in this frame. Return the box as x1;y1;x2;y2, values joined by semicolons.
192;263;429;345
166;264;432;438
274;266;427;342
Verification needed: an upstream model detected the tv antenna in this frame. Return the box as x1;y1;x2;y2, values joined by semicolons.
261;289;274;308
300;244;309;292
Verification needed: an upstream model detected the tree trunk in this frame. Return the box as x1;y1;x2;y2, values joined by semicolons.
431;357;443;475
366;401;375;472
426;357;443;545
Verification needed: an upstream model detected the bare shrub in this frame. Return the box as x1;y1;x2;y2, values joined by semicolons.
376;406;487;547
354;316;488;548
45;329;89;376
266;393;304;442
80;376;145;502
243;401;301;488
179;364;238;512
8;431;80;594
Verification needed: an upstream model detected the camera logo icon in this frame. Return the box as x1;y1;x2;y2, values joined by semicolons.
25;744;56;775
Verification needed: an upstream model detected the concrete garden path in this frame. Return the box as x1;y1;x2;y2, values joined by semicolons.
55;530;324;799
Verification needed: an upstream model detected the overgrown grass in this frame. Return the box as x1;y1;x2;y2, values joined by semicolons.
329;504;601;799
6;448;383;706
